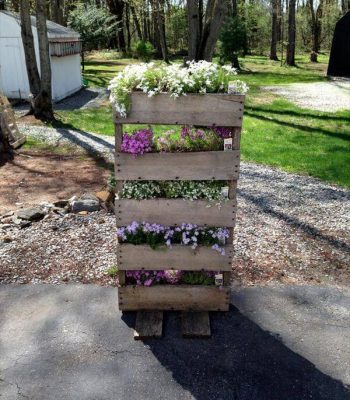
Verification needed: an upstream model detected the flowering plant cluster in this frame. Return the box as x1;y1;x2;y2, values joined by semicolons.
109;60;248;117
154;127;223;153
125;270;216;286
121;125;232;155
120;128;153;155
122;180;226;201
117;221;229;254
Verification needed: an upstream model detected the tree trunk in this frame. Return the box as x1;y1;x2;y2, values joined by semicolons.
309;0;323;62
131;5;143;40
125;3;131;50
286;0;296;66
270;0;279;60
197;0;229;61
35;0;54;120
187;0;200;60
50;0;64;25
188;0;229;61
19;0;41;112
107;0;126;53
0;1;5;10
341;0;350;14
154;0;169;63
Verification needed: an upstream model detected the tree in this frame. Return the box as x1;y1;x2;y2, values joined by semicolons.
270;0;280;60
219;15;247;69
35;0;54;120
153;0;169;62
106;0;126;52
286;0;296;66
187;0;230;61
308;0;323;62
341;0;350;14
50;0;64;25
19;0;54;120
68;3;117;51
19;0;41;107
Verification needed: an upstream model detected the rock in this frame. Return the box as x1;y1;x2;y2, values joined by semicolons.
95;190;112;203
54;200;69;208
1;211;14;218
68;195;78;203
77;211;89;216
1;235;13;243
52;207;68;215
12;216;31;228
16;207;46;221
80;192;100;202
71;199;100;213
1;217;13;224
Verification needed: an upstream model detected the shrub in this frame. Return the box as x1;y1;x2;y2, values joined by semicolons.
131;40;155;61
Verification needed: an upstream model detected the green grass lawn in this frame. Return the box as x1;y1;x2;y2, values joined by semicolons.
55;52;350;188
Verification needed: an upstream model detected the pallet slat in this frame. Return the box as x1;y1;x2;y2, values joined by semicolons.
113;92;244;126
117;244;232;271
182;312;211;338
119;285;230;311
115;151;240;181
134;311;163;340
116;198;237;227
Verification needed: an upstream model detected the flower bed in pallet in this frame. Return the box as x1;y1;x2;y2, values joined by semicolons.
113;90;244;314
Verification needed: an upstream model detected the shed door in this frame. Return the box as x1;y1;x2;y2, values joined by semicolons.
0;38;29;99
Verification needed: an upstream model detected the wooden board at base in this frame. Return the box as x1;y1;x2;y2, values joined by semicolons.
182;311;211;338
118;285;230;311
134;311;163;340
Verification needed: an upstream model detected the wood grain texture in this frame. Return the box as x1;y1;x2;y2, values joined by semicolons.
113;92;244;126
115;151;240;181
117;244;233;271
181;312;211;338
134;311;163;340
115;199;237;227
118;285;230;311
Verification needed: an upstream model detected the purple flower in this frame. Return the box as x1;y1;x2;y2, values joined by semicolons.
121;129;153;155
212;126;232;139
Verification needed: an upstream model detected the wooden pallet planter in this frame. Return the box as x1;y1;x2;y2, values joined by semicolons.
114;90;244;337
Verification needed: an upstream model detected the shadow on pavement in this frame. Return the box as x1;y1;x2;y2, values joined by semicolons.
123;307;350;400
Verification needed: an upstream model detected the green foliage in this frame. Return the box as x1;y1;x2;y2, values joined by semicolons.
122;180;225;201
182;272;215;286
68;2;117;51
131;40;155;61
219;16;247;64
107;266;119;277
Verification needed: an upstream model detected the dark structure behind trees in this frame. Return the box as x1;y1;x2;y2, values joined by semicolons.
327;11;350;78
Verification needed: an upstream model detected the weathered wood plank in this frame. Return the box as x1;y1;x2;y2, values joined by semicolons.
118;285;230;311
181;312;211;338
115;123;126;287
113;92;244;126
115;151;240;181
116;199;237;227
134;311;163;340
118;244;232;271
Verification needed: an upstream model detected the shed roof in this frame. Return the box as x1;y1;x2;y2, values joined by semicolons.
0;11;80;40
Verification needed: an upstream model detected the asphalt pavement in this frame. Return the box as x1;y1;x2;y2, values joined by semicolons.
0;284;349;400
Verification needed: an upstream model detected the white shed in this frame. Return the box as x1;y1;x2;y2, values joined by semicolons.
0;11;82;101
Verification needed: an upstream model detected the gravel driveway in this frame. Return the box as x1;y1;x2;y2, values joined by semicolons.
264;81;350;112
1;124;349;287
